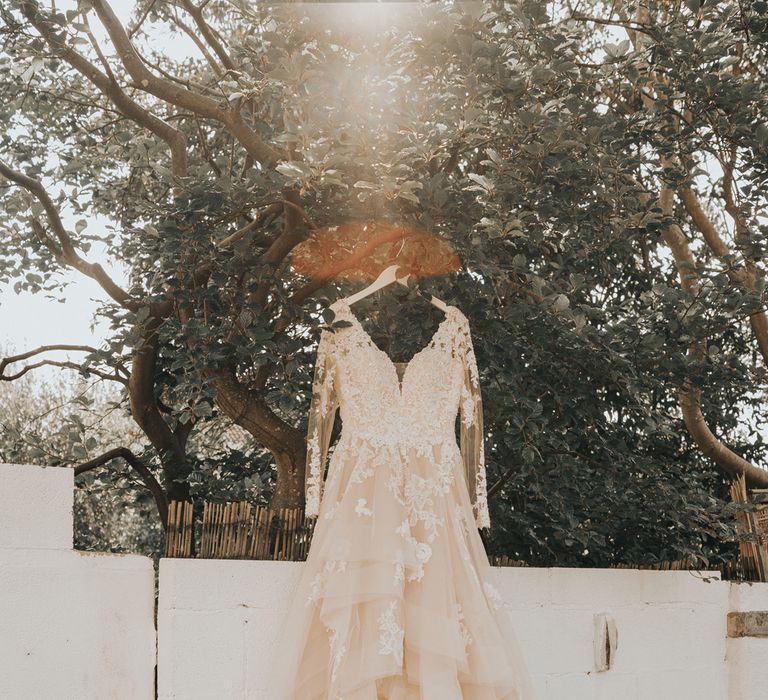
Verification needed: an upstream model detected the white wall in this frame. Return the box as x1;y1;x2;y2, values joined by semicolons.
158;558;295;700
497;566;729;699
0;463;157;700
4;461;768;700
727;581;768;700
158;557;768;700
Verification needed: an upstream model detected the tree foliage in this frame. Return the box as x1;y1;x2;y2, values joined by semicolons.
1;0;766;566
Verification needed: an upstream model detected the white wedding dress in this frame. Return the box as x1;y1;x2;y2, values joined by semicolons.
265;299;539;699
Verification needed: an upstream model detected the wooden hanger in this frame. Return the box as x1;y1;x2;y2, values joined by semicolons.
339;263;449;312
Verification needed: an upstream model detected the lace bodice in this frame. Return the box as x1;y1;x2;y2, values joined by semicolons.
304;298;490;529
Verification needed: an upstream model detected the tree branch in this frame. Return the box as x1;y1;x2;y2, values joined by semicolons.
0;344;130;384
722;144;753;249
127;0;159;39
659;177;768;488
0;359;128;384
87;0;281;168
127;314;191;497
177;0;235;72
168;10;223;76
217;201;283;248
678;184;756;287
570;12;660;37
21;0;188;179
74;446;169;527
678;153;768;368
0;161;142;311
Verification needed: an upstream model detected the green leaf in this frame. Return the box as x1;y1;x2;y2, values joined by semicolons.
467;173;494;191
321;308;336;324
553;294;570;312
276;161;310;179
756;123;768;147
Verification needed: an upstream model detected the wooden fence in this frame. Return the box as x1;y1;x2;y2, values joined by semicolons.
164;500;316;560
729;473;768;582
164;480;768;580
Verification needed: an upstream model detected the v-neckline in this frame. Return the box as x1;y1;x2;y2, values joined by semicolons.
335;299;456;395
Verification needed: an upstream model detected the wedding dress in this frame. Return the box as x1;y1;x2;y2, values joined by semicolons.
264;299;538;700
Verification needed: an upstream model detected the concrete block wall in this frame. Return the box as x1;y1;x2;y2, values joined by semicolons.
158;559;296;700
0;463;157;700
4;461;768;699
727;580;768;700
158;559;768;700
493;566;729;699
0;460;73;550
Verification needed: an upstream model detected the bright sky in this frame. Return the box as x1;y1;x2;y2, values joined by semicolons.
0;1;195;371
0;1;423;371
0;266;117;354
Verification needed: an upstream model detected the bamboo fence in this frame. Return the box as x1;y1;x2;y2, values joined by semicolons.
163;481;768;579
164;500;316;560
729;474;768;582
488;554;531;567
163;499;194;558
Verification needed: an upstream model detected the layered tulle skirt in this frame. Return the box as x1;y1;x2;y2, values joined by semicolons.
264;432;538;700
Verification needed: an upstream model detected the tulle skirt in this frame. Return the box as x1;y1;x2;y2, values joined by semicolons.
263;432;539;700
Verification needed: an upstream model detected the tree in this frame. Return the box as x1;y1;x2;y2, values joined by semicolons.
0;0;764;565
0;339;270;557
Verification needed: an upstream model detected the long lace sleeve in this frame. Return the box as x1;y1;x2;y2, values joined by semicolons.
305;327;339;518
458;316;490;530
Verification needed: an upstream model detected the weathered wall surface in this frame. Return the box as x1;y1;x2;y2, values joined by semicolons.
158;558;766;700
4;462;767;700
0;463;156;700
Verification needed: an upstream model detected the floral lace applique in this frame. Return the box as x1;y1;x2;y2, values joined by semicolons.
385;457;407;506
456;313;491;530
350;462;376;486
328;626;347;686
394;518;426;582
305;435;323;517
393;447;456;577
377;600;404;666
455;602;473;652
393;560;405;585
304;300;491;531
414;542;432;564
483;579;504;611
454;503;470;540
354;498;373;517
304;326;339;518
305;570;325;607
305;559;348;607
323;501;339;520
453;504;482;589
474;442;490;528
